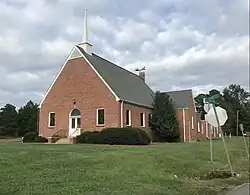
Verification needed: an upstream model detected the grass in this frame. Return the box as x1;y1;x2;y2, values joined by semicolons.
0;138;249;195
0;135;19;139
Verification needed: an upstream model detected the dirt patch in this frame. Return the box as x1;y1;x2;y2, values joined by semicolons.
200;170;233;180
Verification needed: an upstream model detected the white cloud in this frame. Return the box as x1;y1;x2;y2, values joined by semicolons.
0;0;248;107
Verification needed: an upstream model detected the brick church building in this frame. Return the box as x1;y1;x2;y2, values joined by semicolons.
38;10;218;142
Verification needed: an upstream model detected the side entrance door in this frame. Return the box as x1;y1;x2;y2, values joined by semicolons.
69;109;81;137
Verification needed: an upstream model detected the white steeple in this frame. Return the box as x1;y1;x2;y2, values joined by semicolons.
78;9;92;55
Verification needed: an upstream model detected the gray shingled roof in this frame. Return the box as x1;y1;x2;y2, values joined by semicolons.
77;46;155;108
164;89;193;109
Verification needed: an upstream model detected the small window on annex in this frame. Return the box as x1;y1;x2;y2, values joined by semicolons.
125;110;131;126
140;113;145;127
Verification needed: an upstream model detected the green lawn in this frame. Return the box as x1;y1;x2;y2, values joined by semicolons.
0;138;249;195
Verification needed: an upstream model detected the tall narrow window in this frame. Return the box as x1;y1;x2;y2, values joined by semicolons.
140;113;145;127
148;113;152;126
49;112;55;127
97;109;105;125
198;122;200;132
125;110;131;126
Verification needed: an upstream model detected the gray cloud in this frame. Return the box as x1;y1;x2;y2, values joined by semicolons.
0;0;249;108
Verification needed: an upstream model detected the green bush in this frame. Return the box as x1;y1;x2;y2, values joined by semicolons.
76;131;103;144
76;127;151;145
23;132;48;143
23;132;37;142
34;136;48;143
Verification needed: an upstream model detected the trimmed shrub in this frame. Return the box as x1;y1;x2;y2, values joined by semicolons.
137;128;152;145
34;136;48;143
23;132;38;142
76;131;103;144
76;127;151;145
23;132;48;143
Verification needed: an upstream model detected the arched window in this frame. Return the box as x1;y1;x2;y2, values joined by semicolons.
71;109;80;117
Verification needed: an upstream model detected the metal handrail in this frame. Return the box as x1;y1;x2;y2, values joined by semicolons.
52;128;67;138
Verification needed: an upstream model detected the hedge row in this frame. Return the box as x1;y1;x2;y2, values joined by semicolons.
23;132;48;143
76;127;151;145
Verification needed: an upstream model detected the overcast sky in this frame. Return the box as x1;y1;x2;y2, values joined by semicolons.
0;0;249;108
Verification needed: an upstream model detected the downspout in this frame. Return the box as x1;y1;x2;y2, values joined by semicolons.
120;101;124;127
182;109;186;142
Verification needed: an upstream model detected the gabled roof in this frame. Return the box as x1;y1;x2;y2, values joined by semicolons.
164;89;194;109
77;46;155;108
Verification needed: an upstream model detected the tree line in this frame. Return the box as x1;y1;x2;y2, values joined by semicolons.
194;84;250;135
0;84;249;138
0;101;38;137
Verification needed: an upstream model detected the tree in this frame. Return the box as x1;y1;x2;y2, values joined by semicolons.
194;84;250;136
194;93;207;120
0;104;18;136
150;91;180;142
194;89;221;120
222;84;250;135
17;100;39;136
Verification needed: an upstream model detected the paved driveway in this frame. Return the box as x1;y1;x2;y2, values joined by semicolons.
226;183;249;195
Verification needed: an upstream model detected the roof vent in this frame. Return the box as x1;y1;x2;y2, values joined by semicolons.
139;72;145;81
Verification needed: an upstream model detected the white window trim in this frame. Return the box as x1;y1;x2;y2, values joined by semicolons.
96;108;105;126
125;110;131;127
140;113;145;127
198;122;200;132
48;112;55;127
191;116;194;130
201;122;204;133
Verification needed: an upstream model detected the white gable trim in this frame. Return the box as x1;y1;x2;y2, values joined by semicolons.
69;47;82;60
38;46;80;108
76;46;120;101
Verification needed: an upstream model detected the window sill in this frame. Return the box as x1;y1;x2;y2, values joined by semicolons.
48;126;55;129
96;124;105;127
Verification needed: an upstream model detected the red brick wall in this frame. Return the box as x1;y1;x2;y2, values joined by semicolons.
121;102;152;129
176;94;209;142
176;109;184;142
39;57;120;137
197;120;207;140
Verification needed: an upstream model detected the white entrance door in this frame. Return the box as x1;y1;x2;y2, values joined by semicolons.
69;109;81;137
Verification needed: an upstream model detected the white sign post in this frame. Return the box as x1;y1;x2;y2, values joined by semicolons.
207;105;234;176
203;100;213;163
239;124;249;158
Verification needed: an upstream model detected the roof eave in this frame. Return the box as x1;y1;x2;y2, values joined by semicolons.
119;99;153;109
